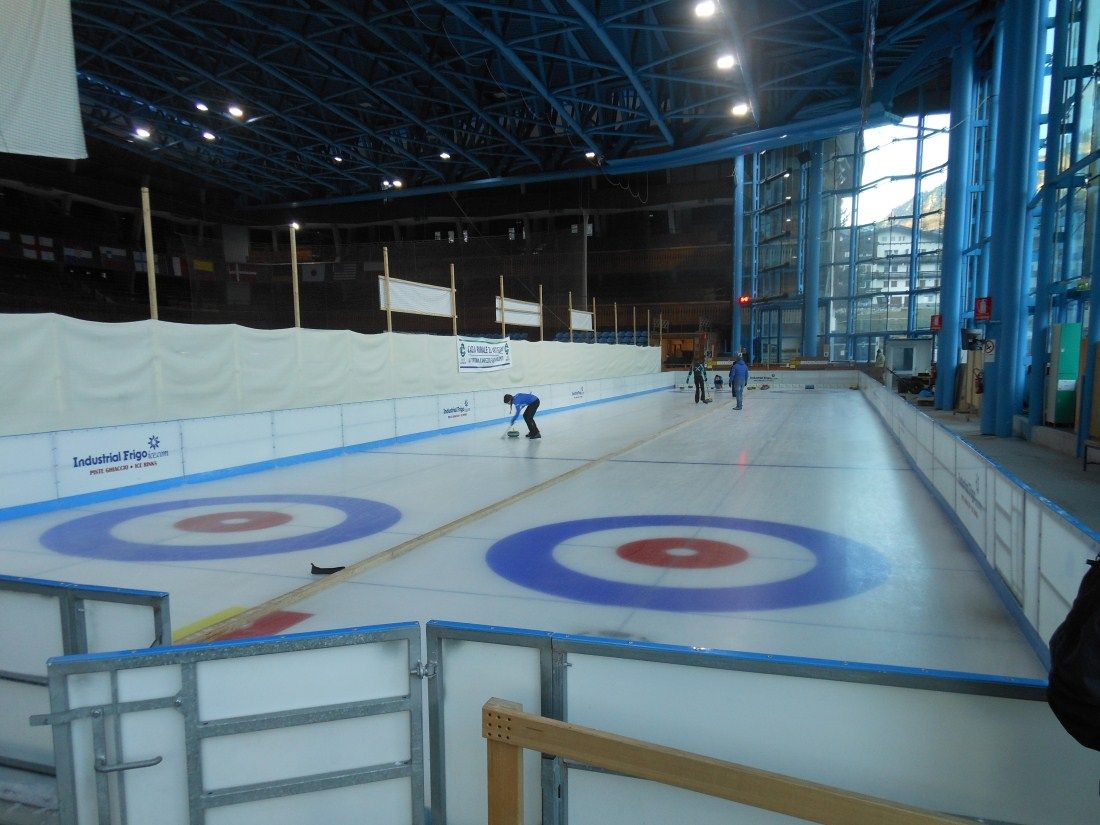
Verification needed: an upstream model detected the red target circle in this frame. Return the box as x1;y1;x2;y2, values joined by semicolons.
616;537;748;569
173;511;293;533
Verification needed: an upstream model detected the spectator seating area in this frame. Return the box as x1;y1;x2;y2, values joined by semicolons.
552;330;650;345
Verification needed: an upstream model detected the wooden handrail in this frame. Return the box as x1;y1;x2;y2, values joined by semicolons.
482;698;969;825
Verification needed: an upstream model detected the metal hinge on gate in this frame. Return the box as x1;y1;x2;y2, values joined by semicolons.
410;660;437;679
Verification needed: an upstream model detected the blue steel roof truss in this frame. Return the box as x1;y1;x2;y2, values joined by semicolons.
68;0;984;207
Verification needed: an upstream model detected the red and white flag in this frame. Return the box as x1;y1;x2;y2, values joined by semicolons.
21;234;55;261
63;242;94;265
227;263;258;282
99;246;130;271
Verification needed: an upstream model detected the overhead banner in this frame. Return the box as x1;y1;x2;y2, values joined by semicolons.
378;275;453;318
0;0;87;159
495;295;541;328
457;337;512;373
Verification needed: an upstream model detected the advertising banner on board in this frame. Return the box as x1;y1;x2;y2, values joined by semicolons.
55;424;183;498
457;337;512;373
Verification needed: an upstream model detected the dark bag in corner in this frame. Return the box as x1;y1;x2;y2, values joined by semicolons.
1047;556;1100;750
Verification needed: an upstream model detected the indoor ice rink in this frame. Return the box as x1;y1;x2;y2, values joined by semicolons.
3;0;1100;823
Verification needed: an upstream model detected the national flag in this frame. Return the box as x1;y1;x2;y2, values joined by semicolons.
170;256;188;278
63;242;94;265
332;262;358;281
227;263;258;282
301;262;327;282
192;259;218;281
99;246;130;271
21;234;55;261
0;230;16;257
133;250;163;274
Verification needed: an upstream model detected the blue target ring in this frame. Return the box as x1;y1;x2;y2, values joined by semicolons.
486;515;890;611
40;495;401;562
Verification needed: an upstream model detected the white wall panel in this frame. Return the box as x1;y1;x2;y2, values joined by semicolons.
0;591;62;675
181;413;274;476
566;653;1096;823
0;681;52;766
342;400;396;446
1039;514;1097;606
272;406;342;459
439;640;542;825
394;395;438;438
0;432;55;507
196;642;408;720
83;601;166;654
201;713;408;789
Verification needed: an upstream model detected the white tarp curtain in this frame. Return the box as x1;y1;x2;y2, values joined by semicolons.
495;296;541;328
377;275;453;318
0;0;87;159
0;314;660;436
570;309;594;331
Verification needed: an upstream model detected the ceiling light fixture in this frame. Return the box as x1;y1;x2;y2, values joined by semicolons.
195;102;208;112
584;151;596;159
392;180;403;188
290;222;300;230
730;102;750;116
694;1;717;18
333;156;343;163
439;151;451;160
135;127;151;138
716;54;735;70
228;105;244;118
202;131;216;141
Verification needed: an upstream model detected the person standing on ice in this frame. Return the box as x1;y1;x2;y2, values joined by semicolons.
729;355;749;411
504;392;541;438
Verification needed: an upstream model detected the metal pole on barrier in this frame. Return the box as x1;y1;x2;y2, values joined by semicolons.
499;275;507;339
450;262;457;336
614;302;618;344
633;306;637;345
539;283;544;341
140;187;158;320
592;296;597;344
290;222;301;328
383;245;393;333
569;291;573;342
647;309;651;346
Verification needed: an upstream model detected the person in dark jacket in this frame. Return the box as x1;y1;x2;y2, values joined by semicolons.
692;361;710;404
729;356;749;410
504;392;540;438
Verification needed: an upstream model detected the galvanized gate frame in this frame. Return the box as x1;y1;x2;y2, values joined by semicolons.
426;620;560;825
0;574;170;775
33;622;425;825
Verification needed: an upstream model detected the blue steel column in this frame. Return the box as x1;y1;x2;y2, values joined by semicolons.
802;142;824;357
733;154;745;355
977;29;1004;304
936;30;975;410
1028;0;1070;425
981;0;1041;436
1077;198;1100;457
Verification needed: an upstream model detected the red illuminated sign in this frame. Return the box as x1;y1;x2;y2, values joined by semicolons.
930;314;942;332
